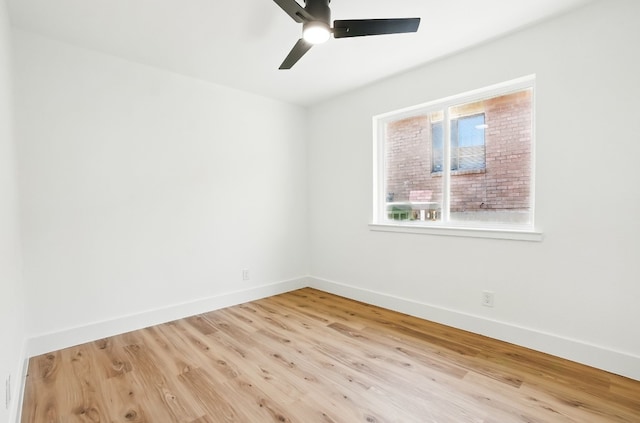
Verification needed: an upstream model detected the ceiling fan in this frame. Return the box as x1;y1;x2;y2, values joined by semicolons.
273;0;421;69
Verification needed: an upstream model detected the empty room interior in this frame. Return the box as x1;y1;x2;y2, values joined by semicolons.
1;0;639;422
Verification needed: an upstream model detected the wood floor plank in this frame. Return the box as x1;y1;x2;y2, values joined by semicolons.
21;288;640;422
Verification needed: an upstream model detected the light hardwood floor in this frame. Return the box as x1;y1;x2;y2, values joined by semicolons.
21;288;640;422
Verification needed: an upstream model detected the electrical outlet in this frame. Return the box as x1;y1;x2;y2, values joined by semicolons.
242;269;250;281
5;374;10;410
482;291;495;308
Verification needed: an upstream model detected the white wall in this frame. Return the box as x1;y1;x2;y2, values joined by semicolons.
308;0;640;379
0;0;26;422
14;30;309;347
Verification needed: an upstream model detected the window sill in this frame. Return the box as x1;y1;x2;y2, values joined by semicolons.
369;222;543;242
431;168;486;177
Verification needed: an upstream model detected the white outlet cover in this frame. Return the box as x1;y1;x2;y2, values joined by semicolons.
482;291;495;307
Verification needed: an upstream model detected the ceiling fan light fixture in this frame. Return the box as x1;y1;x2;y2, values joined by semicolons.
303;21;331;44
274;0;420;69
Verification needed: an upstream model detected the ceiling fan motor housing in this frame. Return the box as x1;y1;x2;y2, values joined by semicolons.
304;0;331;25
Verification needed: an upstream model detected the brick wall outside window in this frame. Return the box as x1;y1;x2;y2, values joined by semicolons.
385;90;532;214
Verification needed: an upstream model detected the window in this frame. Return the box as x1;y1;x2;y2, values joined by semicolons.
432;113;486;173
373;76;536;235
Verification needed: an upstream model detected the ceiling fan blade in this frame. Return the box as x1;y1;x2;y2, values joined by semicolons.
333;18;420;38
273;0;313;23
279;39;313;69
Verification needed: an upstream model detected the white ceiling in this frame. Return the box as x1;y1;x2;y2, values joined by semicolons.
7;0;595;106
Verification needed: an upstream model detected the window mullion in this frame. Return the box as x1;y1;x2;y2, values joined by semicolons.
442;107;451;223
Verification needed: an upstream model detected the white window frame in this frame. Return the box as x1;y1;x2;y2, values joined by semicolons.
371;75;542;242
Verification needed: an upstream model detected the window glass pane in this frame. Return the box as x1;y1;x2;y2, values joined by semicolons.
385;111;443;221
449;89;533;225
450;119;459;170
455;114;486;171
431;121;443;173
457;114;485;147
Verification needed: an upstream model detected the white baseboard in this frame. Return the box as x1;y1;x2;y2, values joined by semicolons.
307;276;640;382
26;277;308;358
9;340;28;423
22;275;640;383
